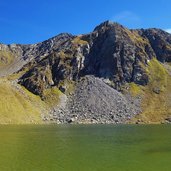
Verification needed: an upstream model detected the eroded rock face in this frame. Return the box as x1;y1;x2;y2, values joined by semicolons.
0;33;74;76
139;29;171;62
17;21;171;96
19;36;89;96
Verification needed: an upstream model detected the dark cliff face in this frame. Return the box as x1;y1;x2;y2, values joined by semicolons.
18;21;171;96
81;21;154;86
19;34;89;95
138;29;171;62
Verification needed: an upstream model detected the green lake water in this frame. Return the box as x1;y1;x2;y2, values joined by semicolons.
0;124;171;171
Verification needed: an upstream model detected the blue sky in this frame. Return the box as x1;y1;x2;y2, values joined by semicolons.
0;0;171;44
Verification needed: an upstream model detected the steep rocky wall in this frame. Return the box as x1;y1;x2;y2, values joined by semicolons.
18;21;171;96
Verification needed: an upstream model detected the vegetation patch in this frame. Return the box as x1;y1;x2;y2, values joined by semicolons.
58;80;76;95
129;82;143;96
0;79;44;124
145;58;167;95
42;87;62;108
72;36;88;45
0;51;14;68
130;58;171;123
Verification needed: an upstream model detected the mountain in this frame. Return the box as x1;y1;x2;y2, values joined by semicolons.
0;20;171;124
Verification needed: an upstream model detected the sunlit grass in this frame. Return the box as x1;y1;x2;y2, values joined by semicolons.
0;78;44;124
131;58;171;123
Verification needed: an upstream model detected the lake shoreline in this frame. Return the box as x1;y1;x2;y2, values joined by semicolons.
0;121;169;125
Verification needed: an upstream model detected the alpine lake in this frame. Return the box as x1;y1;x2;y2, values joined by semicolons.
0;124;171;171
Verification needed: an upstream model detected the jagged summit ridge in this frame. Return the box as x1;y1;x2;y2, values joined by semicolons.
17;21;171;95
1;21;171;86
93;20;123;31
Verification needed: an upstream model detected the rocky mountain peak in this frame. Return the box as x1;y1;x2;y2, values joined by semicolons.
15;21;171;97
93;20;124;32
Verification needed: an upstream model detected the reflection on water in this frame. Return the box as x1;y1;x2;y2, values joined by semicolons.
0;124;171;171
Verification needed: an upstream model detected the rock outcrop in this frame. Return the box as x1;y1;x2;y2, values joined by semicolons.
19;21;171;95
0;20;171;124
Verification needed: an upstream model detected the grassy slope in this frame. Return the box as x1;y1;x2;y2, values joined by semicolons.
0;78;46;124
0;71;65;124
130;58;171;123
0;51;14;68
0;45;76;124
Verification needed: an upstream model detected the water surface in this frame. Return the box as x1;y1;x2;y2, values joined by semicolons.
0;124;171;171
